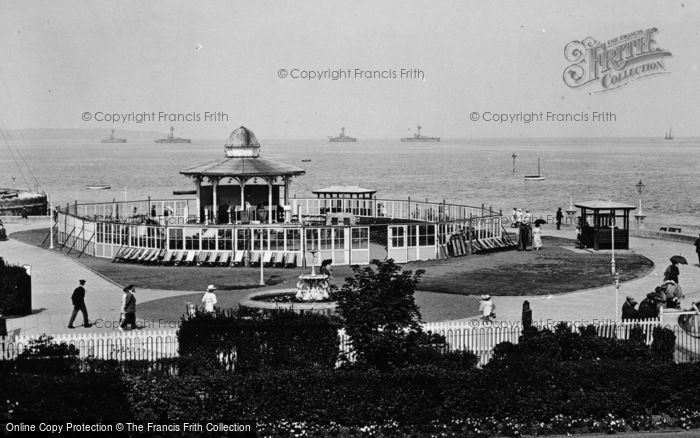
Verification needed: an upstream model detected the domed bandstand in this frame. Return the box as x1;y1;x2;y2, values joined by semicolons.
56;127;511;267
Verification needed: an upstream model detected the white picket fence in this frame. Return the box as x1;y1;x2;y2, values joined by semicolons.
3;317;697;367
1;330;179;361
337;318;665;366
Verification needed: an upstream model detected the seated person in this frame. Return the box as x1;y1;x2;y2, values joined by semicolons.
662;280;684;309
637;293;660;319
621;296;639;320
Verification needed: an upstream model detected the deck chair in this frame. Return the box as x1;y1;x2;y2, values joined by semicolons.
135;249;153;263
145;249;160;263
262;251;273;267
161;250;175;264
284;252;296;268
205;251;219;266
196;251;209;266
249;251;261;266
113;247;132;262
128;248;145;262
273;252;285;267
232;250;245;267
219;251;232;266
183;250;196;266
173;251;186;266
151;249;165;263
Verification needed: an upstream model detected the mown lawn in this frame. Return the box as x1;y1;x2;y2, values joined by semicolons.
12;229;652;296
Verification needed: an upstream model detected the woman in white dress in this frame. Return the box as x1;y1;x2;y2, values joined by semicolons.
532;223;543;250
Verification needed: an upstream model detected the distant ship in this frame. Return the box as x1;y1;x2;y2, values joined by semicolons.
664;128;674;140
524;158;546;181
101;129;126;143
400;125;440;142
155;126;191;143
329;127;357;142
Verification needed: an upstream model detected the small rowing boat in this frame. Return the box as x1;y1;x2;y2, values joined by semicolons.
86;185;111;190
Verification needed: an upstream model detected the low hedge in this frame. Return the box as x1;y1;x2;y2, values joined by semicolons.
121;361;700;435
0;263;31;316
177;309;341;373
0;372;132;423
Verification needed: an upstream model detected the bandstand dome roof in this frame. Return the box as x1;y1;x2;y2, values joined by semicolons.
180;126;305;178
226;126;260;148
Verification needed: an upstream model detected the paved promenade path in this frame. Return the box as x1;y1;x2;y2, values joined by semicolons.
1;222;198;337
1;222;698;337
458;228;700;327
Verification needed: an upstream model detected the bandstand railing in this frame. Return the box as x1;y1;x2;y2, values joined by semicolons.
56;198;506;266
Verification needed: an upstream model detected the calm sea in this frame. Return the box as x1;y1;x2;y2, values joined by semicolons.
3;136;699;232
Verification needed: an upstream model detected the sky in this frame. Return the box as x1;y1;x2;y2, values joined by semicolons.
1;0;699;139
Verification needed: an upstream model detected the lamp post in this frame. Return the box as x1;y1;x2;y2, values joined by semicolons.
48;201;54;249
634;179;646;228
610;210;616;277
614;271;620;324
259;229;265;286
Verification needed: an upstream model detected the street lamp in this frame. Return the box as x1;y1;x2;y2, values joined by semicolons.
634;179;646;228
48;201;54;249
259;229;265;286
614;271;620;324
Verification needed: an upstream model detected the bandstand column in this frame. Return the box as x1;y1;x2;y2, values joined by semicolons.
238;178;247;210
195;177;202;223
212;177;220;224
267;178;273;224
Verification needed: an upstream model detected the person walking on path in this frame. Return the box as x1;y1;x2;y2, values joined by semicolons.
556;207;563;230
119;285;137;331
532;223;543;250
68;279;90;329
479;294;495;322
202;285;218;313
695;233;700;266
663;260;680;284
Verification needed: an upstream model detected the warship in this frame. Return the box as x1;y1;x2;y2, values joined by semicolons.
101;129;127;143
155;126;191;143
329;127;357;142
400;125;440;142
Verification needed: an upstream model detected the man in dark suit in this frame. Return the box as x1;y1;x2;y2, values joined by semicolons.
68;279;91;328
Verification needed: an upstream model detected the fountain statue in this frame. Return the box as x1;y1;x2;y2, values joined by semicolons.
295;250;331;301
239;251;337;315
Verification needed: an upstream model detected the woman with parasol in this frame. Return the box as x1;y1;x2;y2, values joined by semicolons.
664;255;687;284
532;218;547;251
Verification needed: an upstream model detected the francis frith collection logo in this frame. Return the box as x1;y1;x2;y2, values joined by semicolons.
563;28;672;92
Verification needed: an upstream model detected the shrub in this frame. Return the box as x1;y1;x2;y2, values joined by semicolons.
120;360;700;431
490;323;651;365
177;309;340;373
0;263;31;316
336;259;437;370
15;335;79;374
651;326;676;363
0;371;131;422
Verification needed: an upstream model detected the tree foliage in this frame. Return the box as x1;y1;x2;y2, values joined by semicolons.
336;259;439;370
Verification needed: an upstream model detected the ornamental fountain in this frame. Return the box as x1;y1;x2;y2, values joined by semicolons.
239;250;336;315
